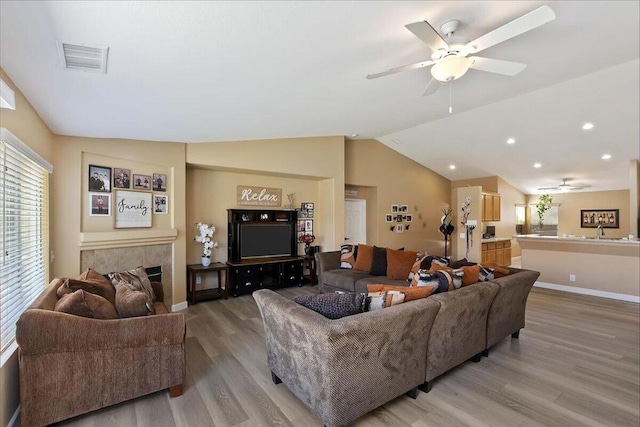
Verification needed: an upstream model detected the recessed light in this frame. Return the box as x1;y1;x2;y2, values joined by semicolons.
351;133;359;138
506;138;515;144
582;122;594;130
449;165;456;170
533;163;542;168
601;153;612;160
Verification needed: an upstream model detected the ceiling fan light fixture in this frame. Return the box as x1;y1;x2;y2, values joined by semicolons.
431;56;473;82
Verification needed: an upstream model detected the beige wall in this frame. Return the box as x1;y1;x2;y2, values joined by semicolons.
345;139;451;255
528;190;631;238
451;176;498;193
631;159;639;236
0;68;54;427
51;135;187;306
186;136;345;252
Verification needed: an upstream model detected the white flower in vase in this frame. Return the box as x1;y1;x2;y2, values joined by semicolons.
195;222;218;266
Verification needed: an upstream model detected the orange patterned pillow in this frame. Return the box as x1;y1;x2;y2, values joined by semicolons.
461;264;480;286
482;262;510;278
386;249;419;280
353;244;374;272
368;284;434;301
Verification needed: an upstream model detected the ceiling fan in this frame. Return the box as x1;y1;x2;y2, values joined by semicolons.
538;178;589;192
366;6;556;96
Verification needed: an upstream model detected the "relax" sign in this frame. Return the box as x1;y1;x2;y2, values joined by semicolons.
237;185;282;207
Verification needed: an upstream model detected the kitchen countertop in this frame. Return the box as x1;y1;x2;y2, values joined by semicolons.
481;237;512;243
514;234;639;245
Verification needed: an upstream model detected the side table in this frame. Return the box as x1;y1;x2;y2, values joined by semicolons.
304;255;317;285
187;263;229;305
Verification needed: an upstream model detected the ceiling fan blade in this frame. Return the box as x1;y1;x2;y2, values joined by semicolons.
366;59;434;80
405;20;449;52
463;6;556;55
422;78;441;97
537;187;559;191
468;57;527;76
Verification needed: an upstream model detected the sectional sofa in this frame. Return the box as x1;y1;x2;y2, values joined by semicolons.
253;250;540;426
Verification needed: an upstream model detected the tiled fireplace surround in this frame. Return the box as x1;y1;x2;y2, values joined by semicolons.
80;243;173;308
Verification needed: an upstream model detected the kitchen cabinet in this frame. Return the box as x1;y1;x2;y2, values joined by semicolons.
482;192;501;222
481;240;511;266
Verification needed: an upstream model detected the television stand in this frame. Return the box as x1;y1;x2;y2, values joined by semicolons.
227;256;305;297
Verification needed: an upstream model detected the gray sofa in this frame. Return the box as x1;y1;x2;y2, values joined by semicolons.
253;251;539;425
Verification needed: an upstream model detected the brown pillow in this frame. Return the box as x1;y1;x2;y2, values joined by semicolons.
114;280;155;318
461;264;480;286
353;244;374;272
386;249;418;280
482;262;511;278
429;263;453;273
54;290;118;319
108;266;156;302
367;284;434;301
57;278;116;306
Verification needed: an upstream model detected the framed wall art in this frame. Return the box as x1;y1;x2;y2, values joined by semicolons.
133;174;152;190
113;168;131;189
89;193;110;216
115;190;152;228
153;173;167;192
153;194;168;214
580;209;619;228
88;164;111;193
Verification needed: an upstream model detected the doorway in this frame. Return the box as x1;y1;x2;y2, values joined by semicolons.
344;199;366;245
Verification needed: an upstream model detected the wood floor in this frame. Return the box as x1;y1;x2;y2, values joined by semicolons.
54;285;640;427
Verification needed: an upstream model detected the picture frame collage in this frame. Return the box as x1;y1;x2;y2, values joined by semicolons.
88;164;169;228
297;202;314;241
385;204;412;233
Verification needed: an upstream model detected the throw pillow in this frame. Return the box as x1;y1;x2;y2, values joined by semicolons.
353;244;374;272
481;262;511;278
449;258;477;269
369;246;388;276
461;264;481;286
479;265;495;281
412;270;452;293
450;268;465;289
364;293;387;312
54;290;118;319
340;244;357;269
57;277;116;307
386;249;418;280
294;292;365;319
114;280;155;318
407;253;427;283
367;284;434;301
108;266;156;302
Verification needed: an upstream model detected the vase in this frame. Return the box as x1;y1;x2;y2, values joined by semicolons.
202;256;211;267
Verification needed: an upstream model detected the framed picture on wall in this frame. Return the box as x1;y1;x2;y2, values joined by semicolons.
396;224;404;233
385;214;393;222
132;174;151;190
391;204;398;213
115;190;152;228
153;194;168;214
113;168;131;189
89;193;110;216
580;209;619;228
399;205;408;212
88;164;111;193
305;219;313;232
152;173;167;192
406;214;412;222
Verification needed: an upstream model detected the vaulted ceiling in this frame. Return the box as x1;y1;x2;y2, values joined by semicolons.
1;1;638;194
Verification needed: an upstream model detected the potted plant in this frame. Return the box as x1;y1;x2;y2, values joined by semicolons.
536;194;553;227
298;234;316;255
195;222;218;267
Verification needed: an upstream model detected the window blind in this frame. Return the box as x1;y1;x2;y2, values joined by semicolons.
0;128;52;357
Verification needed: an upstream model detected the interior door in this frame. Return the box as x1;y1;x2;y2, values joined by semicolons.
344;199;366;245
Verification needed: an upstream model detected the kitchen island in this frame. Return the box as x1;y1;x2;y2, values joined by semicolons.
516;235;640;302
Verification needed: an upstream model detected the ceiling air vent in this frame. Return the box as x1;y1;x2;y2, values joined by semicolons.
56;41;109;73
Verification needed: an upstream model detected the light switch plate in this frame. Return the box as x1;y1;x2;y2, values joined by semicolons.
460;233;465;239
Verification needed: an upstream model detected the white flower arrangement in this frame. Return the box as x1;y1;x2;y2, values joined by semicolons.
194;222;219;258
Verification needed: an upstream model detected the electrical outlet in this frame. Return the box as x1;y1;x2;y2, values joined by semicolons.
196;275;202;285
569;274;576;282
460;233;465;239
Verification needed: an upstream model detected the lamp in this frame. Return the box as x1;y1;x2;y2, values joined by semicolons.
431;56;473;82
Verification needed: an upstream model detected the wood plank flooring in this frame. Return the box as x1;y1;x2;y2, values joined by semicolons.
53;286;639;427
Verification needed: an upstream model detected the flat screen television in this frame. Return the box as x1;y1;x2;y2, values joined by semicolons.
240;223;292;259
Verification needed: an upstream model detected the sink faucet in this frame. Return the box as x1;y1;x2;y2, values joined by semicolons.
596;225;605;239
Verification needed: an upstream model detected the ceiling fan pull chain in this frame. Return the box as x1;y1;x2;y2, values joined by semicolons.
449;81;453;114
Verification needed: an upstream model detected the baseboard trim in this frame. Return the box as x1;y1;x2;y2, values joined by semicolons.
534;281;640;303
172;301;188;312
8;404;20;427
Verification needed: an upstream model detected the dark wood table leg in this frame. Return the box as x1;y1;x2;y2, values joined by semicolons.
224;267;229;299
